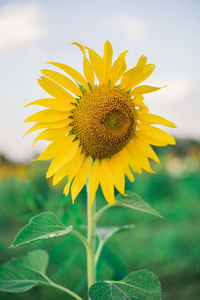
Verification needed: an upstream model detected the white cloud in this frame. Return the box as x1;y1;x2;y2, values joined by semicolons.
163;78;191;102
0;2;45;54
109;13;147;42
147;77;192;103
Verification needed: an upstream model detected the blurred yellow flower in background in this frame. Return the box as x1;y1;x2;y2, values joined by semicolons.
25;41;176;206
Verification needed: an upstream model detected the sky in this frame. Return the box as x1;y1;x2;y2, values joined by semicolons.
0;0;199;161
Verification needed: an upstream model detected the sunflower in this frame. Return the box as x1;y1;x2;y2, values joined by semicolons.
25;41;175;206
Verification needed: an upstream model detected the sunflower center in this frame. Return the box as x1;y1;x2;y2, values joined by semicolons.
104;109;126;130
73;85;137;159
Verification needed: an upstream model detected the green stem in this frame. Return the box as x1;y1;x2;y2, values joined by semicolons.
86;179;96;289
72;230;88;249
95;204;111;222
94;239;104;266
44;277;83;300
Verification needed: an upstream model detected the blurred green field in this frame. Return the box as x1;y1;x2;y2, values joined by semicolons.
0;140;199;300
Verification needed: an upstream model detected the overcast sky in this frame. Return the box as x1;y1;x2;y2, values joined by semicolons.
0;0;199;161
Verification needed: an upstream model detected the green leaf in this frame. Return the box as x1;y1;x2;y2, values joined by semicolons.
0;251;84;299
96;225;135;242
116;192;163;218
10;212;73;248
89;269;161;300
95;225;135;266
0;250;49;293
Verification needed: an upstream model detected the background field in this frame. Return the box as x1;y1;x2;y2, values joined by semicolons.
0;139;199;300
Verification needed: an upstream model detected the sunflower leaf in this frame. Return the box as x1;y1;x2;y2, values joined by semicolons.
95;225;135;266
116;192;163;218
89;269;161;300
0;250;49;293
10;212;73;248
96;224;135;242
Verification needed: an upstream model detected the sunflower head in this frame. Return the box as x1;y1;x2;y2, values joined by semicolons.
25;40;176;206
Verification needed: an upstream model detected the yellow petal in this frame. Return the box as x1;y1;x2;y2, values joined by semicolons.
25;109;71;123
24;119;71;136
138;113;176;128
121;64;155;91
71;156;91;203
38;76;75;101
63;182;70;196
137;55;147;68
126;142;155;173
61;151;84;186
99;159;115;205
120;147;141;175
72;42;85;55
52;148;84;185
47;62;89;91
63;151;85;196
133;95;149;112
46;140;79;178
132;137;160;163
109;155;125;195
87;47;103;83
102;40;113;83
34;135;76;161
72;42;94;86
131;85;166;96
25;98;75;112
130;64;155;89
137;126;176;146
41;69;82;97
132;95;147;110
32;127;70;148
83;56;95;86
120;55;147;90
110;50;128;85
120;66;138;90
89;159;100;207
